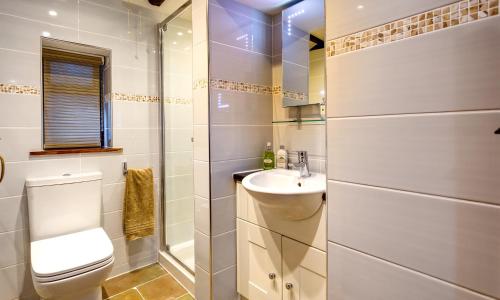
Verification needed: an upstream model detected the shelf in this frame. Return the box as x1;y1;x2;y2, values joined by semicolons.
30;147;123;156
272;119;325;124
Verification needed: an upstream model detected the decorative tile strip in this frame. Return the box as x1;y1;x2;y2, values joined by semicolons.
210;79;273;95
326;0;499;57
112;92;160;103
0;83;40;95
164;97;192;104
282;90;307;101
193;79;208;90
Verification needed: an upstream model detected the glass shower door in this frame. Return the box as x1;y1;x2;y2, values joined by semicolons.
160;4;194;272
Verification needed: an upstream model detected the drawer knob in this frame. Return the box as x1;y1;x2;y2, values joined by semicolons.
268;273;276;280
285;283;293;290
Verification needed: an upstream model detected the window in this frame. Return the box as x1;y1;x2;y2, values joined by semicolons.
42;47;108;149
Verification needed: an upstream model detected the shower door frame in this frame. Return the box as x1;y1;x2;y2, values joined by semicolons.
158;0;194;274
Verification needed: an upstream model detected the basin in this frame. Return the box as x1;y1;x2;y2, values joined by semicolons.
241;169;325;220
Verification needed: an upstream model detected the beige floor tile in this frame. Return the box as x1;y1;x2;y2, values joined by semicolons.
108;289;143;300
103;264;166;298
137;274;187;300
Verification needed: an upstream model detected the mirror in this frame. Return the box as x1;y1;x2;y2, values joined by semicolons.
281;0;325;107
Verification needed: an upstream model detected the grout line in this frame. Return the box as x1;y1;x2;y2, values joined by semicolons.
134;287;147;300
326;108;500;120
327;179;500;208
210;40;272;57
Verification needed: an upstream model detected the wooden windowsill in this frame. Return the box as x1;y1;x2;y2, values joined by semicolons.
30;147;123;156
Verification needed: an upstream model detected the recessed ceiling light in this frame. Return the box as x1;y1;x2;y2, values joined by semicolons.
42;31;51;37
48;10;58;16
357;4;364;10
187;29;192;34
177;32;183;36
172;41;177;45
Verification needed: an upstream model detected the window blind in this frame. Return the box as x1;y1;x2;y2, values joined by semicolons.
43;48;104;149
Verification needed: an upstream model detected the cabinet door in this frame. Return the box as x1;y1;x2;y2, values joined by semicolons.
247;222;282;300
282;237;327;300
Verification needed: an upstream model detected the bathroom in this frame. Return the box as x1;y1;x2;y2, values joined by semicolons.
0;0;499;299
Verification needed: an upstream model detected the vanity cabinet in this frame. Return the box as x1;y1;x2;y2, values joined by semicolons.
237;219;326;300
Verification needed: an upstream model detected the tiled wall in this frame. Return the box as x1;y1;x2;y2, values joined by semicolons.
0;0;167;298
326;0;500;299
271;15;326;173
193;0;273;299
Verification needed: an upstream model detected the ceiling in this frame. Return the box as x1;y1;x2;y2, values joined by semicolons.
233;0;297;15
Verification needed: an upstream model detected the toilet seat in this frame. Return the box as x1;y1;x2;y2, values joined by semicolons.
31;228;114;283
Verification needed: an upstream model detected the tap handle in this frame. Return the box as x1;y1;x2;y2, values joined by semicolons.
0;154;4;183
297;151;308;163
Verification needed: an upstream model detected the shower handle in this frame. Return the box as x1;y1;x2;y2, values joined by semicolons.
0;154;4;183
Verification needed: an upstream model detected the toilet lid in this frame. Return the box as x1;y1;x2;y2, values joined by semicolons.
31;228;114;278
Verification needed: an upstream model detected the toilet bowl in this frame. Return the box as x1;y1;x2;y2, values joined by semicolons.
26;172;115;300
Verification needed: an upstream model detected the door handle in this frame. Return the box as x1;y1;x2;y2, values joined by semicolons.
0;154;4;183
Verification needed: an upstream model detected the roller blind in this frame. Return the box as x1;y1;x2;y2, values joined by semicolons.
43;48;104;149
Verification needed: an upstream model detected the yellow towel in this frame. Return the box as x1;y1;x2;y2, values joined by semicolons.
123;168;155;241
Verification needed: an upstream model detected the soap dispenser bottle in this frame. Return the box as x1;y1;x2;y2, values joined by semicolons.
276;145;288;169
262;142;275;170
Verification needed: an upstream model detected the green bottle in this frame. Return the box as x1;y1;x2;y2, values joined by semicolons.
262;142;275;170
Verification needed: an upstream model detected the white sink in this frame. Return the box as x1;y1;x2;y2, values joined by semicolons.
242;169;326;220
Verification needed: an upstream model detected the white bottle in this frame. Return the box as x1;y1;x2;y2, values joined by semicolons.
276;145;288;169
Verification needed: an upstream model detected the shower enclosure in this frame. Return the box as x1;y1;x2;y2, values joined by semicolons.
159;2;195;274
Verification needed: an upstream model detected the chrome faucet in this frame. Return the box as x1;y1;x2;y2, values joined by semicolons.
288;151;311;178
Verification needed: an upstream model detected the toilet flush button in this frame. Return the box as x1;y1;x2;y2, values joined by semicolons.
62;173;71;177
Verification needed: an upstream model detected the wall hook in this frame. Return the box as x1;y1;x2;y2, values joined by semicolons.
123;162;128;176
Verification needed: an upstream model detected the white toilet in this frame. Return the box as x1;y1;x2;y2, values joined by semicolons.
26;172;115;300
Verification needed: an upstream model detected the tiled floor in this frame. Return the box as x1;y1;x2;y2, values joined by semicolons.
102;264;194;300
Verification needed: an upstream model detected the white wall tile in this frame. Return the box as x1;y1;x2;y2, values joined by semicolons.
0;94;41;128
208;3;272;55
0;263;36;300
0;128;41;162
166;174;193;200
102;183;125;213
166;197;194;225
209;41;272;85
0;49;40;87
329;181;500;298
194;196;210;235
0;196;27;233
327;112;500;205
165;151;193;176
211;195;236;236
195;264;211;300
0;14;77;54
212;265;238;300
210;158;260;199
193;87;209;125
328;242;493;300
0;0;78;29
103;210;123;239
211;230;236;272
210;125;272;162
194;125;209;161
273;123;326;159
210;89;272;125
0;230;29;268
194;160;210;199
327;17;500;117
326;0;454;40
195;230;211;272
81;154;125;185
0;158;81;198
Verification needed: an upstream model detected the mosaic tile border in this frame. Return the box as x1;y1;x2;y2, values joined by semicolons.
210;79;273;95
193;79;208;90
0;83;161;103
207;79;306;100
112;92;159;103
164;97;192;104
326;0;499;57
0;83;40;95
